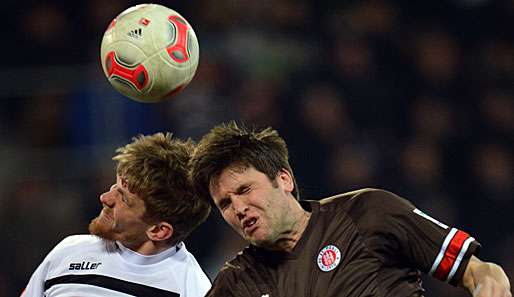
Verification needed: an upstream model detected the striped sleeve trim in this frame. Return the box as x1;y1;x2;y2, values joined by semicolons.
429;228;475;282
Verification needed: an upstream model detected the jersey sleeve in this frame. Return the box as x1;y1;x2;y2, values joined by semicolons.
349;189;481;286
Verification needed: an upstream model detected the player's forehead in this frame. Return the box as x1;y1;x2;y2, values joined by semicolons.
209;165;253;194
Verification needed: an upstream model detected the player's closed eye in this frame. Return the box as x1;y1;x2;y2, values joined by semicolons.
238;186;251;195
218;199;231;211
115;188;129;204
121;195;129;204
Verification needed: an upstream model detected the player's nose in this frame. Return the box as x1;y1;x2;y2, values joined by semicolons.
99;186;116;207
232;198;248;220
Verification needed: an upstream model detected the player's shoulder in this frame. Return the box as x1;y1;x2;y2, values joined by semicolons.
173;243;212;292
210;247;256;290
319;188;409;213
219;246;258;274
323;188;418;236
57;234;102;246
51;234;110;256
175;243;209;272
55;234;105;248
209;251;252;296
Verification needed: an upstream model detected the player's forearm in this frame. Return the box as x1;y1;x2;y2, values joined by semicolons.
462;256;511;297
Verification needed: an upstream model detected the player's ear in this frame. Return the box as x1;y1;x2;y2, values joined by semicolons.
277;169;294;193
146;222;173;242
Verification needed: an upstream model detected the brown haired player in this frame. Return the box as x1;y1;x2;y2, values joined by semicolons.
23;133;211;297
190;121;511;297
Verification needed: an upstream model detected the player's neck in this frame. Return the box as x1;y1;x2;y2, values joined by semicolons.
270;207;312;253
289;209;311;252
126;240;174;256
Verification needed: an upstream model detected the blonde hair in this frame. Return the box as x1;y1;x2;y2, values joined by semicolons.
114;132;210;245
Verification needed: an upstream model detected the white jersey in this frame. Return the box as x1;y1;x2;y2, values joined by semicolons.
22;235;211;297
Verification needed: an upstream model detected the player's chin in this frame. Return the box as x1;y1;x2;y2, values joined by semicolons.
89;217;116;240
245;231;269;246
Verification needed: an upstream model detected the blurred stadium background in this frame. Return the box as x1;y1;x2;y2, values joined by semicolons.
1;0;512;296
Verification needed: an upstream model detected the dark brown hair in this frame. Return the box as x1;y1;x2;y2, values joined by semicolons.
190;122;299;205
114;132;210;245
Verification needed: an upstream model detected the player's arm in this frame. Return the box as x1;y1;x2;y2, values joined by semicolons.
349;189;481;285
461;255;512;297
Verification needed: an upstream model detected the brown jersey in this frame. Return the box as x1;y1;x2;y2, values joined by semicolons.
207;189;481;297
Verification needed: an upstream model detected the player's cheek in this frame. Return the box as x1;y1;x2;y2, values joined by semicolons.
227;217;241;233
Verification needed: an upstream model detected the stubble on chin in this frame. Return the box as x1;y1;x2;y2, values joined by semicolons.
88;216;116;241
245;230;269;248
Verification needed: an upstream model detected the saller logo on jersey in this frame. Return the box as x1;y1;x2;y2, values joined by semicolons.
317;245;341;272
69;261;102;270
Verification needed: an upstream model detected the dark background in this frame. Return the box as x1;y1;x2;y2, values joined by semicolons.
0;0;512;296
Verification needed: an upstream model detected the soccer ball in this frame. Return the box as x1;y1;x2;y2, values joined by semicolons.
100;4;199;103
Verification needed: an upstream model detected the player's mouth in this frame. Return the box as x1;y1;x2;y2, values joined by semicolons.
100;209;113;222
242;217;258;235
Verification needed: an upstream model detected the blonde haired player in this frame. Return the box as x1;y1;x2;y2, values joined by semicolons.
23;133;211;296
